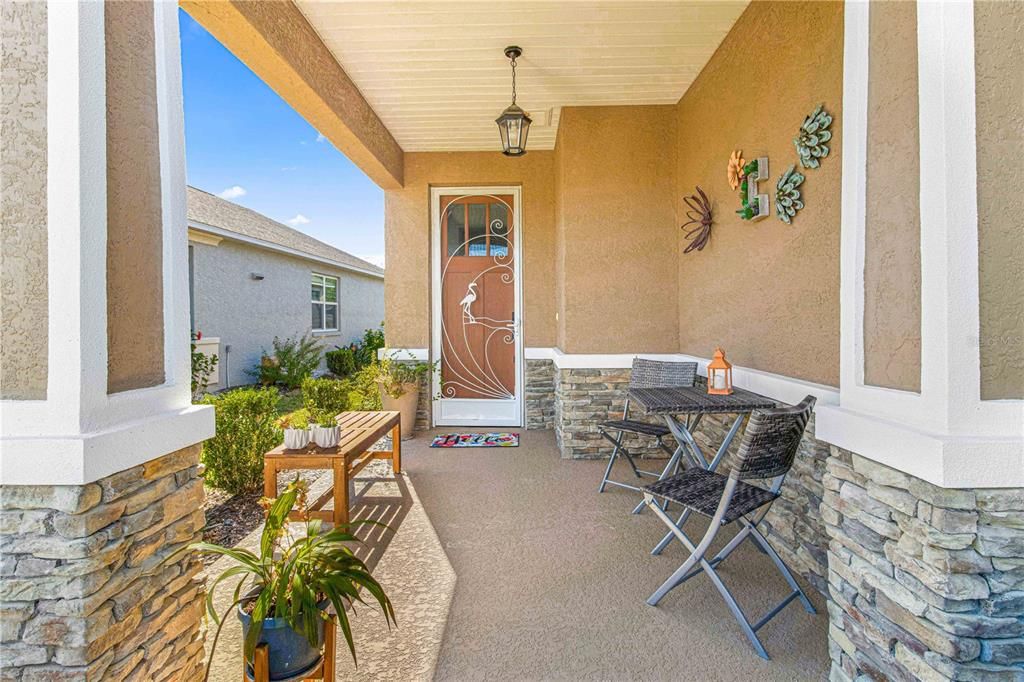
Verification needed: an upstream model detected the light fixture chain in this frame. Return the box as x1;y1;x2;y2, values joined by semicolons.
510;55;517;105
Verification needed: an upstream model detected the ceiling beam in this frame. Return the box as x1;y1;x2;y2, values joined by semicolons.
180;0;404;189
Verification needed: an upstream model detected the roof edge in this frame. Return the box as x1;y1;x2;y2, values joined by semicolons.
188;220;385;280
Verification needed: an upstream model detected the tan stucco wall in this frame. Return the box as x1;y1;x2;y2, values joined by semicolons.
0;1;48;400
674;1;843;387
555;105;679;353
181;0;404;190
862;1;922;392
975;0;1024;400
383;152;556;349
106;2;165;394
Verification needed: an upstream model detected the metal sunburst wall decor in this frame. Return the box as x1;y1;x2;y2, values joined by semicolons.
775;165;805;224
681;186;713;253
794;104;832;169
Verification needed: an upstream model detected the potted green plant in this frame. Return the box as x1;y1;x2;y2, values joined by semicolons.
279;415;310;451
192;479;395;681
370;355;434;440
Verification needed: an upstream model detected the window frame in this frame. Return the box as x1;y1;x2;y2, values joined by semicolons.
311;273;339;332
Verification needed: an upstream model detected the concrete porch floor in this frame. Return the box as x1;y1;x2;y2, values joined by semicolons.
405;428;830;681
204;428;829;681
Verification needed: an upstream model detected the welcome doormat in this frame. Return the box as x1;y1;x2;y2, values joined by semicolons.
430;433;519;448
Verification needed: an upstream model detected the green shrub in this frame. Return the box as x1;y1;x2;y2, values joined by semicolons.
251;334;322;389
301;376;350;425
325;347;356;378
348;365;383;411
191;332;219;401
355;325;385;367
201;387;281;495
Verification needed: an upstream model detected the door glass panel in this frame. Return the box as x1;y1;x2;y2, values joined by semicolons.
446;204;465;256
467;203;486;256
489;202;509;257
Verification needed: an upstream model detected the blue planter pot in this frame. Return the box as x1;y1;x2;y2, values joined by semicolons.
238;599;328;681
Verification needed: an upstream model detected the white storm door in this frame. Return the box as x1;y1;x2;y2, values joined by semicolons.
431;187;523;427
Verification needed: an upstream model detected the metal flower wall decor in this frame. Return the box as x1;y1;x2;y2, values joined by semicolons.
681;186;713;253
727;150;745;190
794;104;832;169
775;165;805;224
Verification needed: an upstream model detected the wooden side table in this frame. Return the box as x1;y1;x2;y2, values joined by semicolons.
263;410;401;526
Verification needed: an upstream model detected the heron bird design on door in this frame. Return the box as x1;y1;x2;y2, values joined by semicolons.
434;192;521;425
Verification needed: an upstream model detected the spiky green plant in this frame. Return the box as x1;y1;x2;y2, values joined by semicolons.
191;479;395;677
794;104;832;169
775;165;805;224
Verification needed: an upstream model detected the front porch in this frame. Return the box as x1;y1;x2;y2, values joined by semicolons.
203;430;830;680
2;0;1022;680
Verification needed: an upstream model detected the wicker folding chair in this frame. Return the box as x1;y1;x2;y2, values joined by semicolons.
641;395;817;660
597;359;698;495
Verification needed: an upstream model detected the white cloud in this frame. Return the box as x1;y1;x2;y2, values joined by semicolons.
218;185;247;200
287;214;310;226
316;132;326;143
359;254;386;268
280;166;298;172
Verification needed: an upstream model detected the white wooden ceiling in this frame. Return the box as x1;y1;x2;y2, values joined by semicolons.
295;1;748;152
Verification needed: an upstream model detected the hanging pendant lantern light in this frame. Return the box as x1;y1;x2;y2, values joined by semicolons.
496;46;531;156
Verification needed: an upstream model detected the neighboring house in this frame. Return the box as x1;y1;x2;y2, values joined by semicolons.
186;186;384;389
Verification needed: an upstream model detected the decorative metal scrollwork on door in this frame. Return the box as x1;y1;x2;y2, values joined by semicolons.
440;194;516;400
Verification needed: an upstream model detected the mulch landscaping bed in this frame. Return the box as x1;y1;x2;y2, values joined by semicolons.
200;468;330;566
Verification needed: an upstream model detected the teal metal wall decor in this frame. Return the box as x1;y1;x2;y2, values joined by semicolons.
794;104;832;169
736;157;770;221
775;165;805;224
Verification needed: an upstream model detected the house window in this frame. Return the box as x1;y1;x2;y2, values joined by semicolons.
311;274;338;331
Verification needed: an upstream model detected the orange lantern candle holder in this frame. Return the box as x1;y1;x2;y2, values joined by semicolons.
707;347;733;395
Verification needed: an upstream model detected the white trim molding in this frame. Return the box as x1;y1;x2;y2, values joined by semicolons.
533;348;841;407
187;227;222;246
1;2;214;485
1;405;213;485
818;0;1024;489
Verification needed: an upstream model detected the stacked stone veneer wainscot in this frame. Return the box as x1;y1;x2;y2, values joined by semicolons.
525;359;555;430
0;445;206;680
824;449;1024;681
554;368;667;459
690;409;832;597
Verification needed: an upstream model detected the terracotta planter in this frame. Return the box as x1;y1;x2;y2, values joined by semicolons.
379;382;418;440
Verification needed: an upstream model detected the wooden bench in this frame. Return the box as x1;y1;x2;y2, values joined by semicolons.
263;411;401;526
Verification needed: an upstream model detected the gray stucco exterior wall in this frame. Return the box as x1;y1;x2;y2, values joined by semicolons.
190;237;384;388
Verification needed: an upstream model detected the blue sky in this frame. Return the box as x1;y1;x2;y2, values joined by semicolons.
178;10;385;267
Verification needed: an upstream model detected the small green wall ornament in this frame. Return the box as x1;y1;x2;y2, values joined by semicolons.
775;165;805;224
794;104;832;169
736;157;770;221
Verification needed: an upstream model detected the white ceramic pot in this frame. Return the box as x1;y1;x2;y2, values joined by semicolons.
283;428;310;450
312;425;340;449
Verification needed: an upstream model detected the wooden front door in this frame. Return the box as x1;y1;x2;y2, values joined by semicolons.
432;190;521;426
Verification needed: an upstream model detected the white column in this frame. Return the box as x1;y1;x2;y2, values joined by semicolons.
817;0;1024;488
0;1;213;485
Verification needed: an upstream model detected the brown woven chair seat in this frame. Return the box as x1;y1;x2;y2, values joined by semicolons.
598;419;671;438
645;468;778;524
